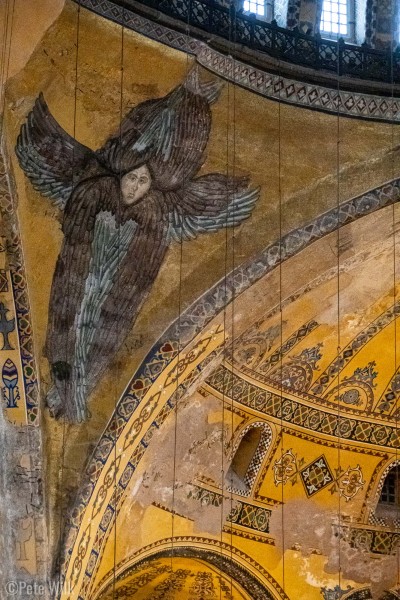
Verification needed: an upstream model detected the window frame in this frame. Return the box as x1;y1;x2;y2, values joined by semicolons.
319;0;355;41
243;0;268;18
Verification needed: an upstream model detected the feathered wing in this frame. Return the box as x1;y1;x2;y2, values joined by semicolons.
167;174;260;242
98;69;222;191
15;94;96;209
72;211;138;421
45;176;122;421
84;197;170;393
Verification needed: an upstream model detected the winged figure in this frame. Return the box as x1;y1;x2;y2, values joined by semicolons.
16;68;260;423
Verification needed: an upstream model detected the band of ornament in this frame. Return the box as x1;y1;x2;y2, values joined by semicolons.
77;0;400;123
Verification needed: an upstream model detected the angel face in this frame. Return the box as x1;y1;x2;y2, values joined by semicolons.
121;165;151;205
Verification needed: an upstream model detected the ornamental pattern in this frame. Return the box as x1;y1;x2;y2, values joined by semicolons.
0;147;39;424
77;0;400;123
207;365;400;449
188;485;272;533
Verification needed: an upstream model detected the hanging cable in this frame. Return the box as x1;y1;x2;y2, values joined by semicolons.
111;7;126;599
335;11;342;594
0;0;15;147
170;0;191;575
229;5;237;597
277;23;285;596
58;0;81;593
390;8;399;592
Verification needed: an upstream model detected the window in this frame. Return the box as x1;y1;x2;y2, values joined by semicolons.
230;428;262;482
320;0;348;37
380;467;400;505
243;0;266;17
374;465;400;524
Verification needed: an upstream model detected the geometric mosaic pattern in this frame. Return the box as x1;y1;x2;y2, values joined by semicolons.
257;319;319;374
273;450;364;501
313;304;400;396
207;365;400;450
75;0;400;124
101;546;279;600
92;538;289;600
0;268;8;292
0;146;39;424
300;455;334;497
188;485;272;534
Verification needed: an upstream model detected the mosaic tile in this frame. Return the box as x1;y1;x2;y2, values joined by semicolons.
300;455;334;496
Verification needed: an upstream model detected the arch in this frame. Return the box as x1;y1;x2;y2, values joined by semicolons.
227;422;273;496
369;459;400;527
60;177;400;599
92;540;287;600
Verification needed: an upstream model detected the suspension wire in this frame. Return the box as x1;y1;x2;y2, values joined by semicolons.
0;0;15;146
335;12;342;594
170;0;192;574
219;4;232;594
390;10;399;591
0;0;15;145
229;6;237;596
111;7;126;598
57;0;81;593
277;31;285;595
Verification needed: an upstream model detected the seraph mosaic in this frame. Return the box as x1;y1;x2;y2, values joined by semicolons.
16;69;259;422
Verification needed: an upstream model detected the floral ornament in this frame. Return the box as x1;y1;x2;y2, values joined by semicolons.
330;465;365;501
273;449;304;485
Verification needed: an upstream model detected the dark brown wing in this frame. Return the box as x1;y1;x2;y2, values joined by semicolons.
45;176;118;373
84;192;170;390
16;94;96;208
166;174;260;241
97;71;221;191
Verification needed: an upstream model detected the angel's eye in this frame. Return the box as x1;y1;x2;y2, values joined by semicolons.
139;177;148;185
129;174;138;181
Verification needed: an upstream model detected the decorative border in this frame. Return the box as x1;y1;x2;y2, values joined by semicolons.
207;364;400;449
76;0;400;123
0;146;39;425
92;537;288;600
189;484;273;534
104;547;275;599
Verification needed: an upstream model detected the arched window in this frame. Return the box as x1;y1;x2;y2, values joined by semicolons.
379;466;400;506
226;423;272;496
373;464;400;524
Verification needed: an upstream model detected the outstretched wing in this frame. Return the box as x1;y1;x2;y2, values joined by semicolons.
98;69;221;191
16;93;95;209
167;174;260;242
